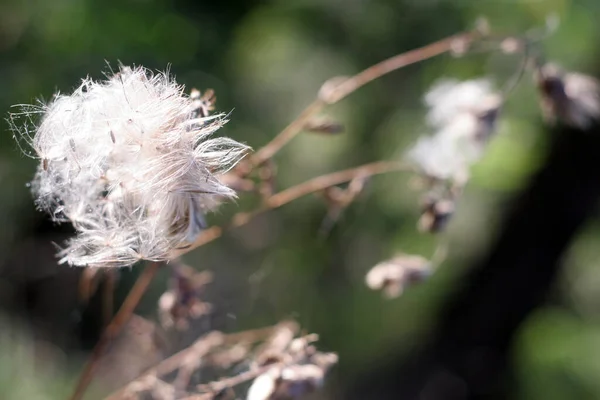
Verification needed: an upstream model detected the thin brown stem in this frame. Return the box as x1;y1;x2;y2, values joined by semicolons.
249;31;474;166
265;161;412;208
172;161;412;258
69;262;162;400
251;100;325;166
102;270;116;328
325;32;475;104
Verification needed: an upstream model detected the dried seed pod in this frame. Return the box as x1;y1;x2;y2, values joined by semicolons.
535;63;600;129
418;195;455;233
366;254;431;298
303;118;344;135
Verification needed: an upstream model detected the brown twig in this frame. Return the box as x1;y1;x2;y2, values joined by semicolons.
324;32;475;104
251;101;325;166
102;270;116;328
249;31;475;166
265;161;411;208
172;160;412;257
69;262;162;400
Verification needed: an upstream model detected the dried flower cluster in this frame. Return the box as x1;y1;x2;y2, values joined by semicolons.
111;320;337;400
366;79;503;297
246;330;338;400
367;60;600;299
9;66;249;267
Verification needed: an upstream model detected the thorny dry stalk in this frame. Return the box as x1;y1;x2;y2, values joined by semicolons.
70;27;506;400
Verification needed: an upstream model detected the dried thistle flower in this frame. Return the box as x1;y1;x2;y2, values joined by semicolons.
535;63;600;129
366;254;431;298
9;66;249;267
407;78;502;186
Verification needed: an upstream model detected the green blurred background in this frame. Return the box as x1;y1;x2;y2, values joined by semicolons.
1;0;600;398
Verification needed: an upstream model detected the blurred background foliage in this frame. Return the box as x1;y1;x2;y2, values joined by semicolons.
1;0;600;398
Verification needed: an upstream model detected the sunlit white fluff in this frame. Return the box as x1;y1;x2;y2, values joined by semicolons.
408;78;502;186
9;66;249;267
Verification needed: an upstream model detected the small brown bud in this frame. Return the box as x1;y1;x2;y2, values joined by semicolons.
304;118;345;135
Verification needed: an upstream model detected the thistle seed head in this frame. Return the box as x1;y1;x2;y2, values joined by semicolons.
9;66;250;267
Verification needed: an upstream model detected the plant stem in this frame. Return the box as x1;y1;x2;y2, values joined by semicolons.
249;31;474;166
69;262;162;400
173;160;412;257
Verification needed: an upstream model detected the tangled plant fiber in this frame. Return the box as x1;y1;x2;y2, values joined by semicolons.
9;66;249;267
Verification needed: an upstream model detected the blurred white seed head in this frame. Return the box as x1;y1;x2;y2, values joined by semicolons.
407;78;502;186
536;63;600;129
9;66;249;267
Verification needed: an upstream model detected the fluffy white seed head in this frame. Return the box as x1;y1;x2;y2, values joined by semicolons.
9;66;249;267
408;78;502;186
